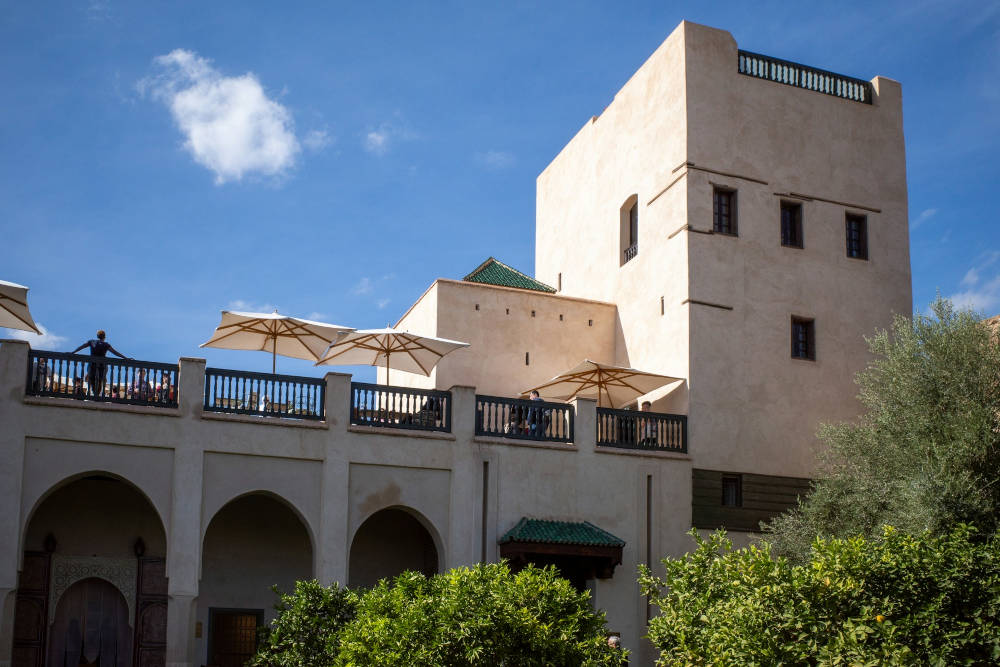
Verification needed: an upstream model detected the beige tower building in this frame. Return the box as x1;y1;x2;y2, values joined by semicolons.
1;21;910;667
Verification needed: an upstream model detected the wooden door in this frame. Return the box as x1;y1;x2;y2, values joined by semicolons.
48;578;131;667
12;552;51;667
133;558;166;667
207;610;262;667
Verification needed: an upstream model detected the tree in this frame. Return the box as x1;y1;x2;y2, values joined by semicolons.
337;562;624;666
251;563;625;666
765;297;1000;560
639;527;1000;666
250;580;356;667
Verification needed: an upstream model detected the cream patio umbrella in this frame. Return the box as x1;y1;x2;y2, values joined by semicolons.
0;279;41;334
522;359;683;408
200;310;354;373
314;327;469;384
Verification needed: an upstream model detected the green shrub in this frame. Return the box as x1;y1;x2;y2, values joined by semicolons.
252;562;624;666
640;526;1000;666
251;580;356;667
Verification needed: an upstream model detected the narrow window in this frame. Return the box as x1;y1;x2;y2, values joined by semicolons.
505;308;509;315
557;272;562;291
531;310;535;318
791;317;816;360
475;304;479;311
713;187;737;235
660;296;665;315
588;319;593;327
620;195;639;265
559;314;563;321
780;201;803;248
845;213;868;259
525;352;529;365
721;476;742;507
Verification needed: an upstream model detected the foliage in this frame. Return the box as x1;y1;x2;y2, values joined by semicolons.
250;580;357;667
251;563;624;666
765;297;1000;560
337;562;624;666
640;526;1000;666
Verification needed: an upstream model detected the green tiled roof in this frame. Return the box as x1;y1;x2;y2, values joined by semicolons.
463;257;556;293
499;518;625;547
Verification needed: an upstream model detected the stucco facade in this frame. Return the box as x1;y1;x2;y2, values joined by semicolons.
1;20;910;667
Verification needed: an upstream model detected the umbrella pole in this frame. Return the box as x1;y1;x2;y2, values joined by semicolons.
272;336;277;374
385;351;390;386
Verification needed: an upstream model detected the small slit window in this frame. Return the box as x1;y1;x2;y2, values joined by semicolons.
713;187;737;235
791;317;816;361
780;201;803;248
845;213;868;260
722;475;742;507
620;195;639;265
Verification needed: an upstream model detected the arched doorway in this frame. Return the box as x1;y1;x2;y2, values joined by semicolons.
348;508;439;589
199;494;313;667
13;474;167;667
48;578;130;667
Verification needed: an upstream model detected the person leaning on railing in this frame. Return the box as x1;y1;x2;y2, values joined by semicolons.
69;330;131;398
639;400;657;446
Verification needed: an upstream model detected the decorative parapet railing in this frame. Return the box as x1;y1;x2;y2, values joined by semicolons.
350;382;452;432
596;408;687;453
737;50;873;104
204;367;325;420
25;350;179;408
475;395;574;444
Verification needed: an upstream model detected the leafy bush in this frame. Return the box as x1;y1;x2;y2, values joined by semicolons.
640;527;1000;666
765;298;1000;560
251;580;356;667
252;562;624;666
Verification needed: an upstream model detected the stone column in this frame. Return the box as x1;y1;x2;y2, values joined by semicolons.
446;385;478;569
166;358;206;667
317;373;352;587
0;341;29;667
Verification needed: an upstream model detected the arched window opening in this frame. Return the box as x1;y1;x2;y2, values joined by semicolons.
620;195;639;265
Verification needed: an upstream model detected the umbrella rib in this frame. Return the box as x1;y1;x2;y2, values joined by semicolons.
0;305;40;331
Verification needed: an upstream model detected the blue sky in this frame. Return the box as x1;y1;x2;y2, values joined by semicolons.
2;0;998;380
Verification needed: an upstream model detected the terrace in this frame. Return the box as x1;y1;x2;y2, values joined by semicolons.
22;347;687;454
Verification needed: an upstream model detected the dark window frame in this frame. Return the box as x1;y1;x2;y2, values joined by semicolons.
207;607;265;667
780;201;803;248
791;316;816;361
721;475;742;507
845;213;868;260
713;187;738;236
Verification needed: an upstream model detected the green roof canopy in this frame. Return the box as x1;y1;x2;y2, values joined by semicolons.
499;517;625;548
463;257;556;293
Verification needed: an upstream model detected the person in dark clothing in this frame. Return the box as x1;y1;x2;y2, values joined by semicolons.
70;330;129;398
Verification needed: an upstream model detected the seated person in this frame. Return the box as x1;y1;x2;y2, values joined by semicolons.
526;390;551;438
639;400;658;446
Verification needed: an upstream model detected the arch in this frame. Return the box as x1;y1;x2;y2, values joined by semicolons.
348;505;442;589
619;194;639;265
19;470;167;570
48;577;132;667
199;489;317;568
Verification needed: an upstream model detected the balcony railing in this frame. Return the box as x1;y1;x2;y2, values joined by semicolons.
25;350;179;408
596;408;687;453
624;243;638;263
350;382;452;432
204;368;325;420
738;50;873;104
475;395;574;443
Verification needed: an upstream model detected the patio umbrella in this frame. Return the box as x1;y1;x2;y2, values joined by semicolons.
522;359;683;408
315;327;469;385
0;279;41;334
200;310;354;373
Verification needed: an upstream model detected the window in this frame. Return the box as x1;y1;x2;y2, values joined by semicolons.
713;187;737;235
721;475;742;507
845;213;868;259
791;317;815;360
620;195;639;265
780;201;803;248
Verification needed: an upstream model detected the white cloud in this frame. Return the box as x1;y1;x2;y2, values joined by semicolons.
376;298;390;310
351;277;373;295
362;119;417;156
141;49;300;184
7;323;68;351
305;311;329;322
949;252;1000;314
909;208;938;230
303;129;332;152
226;299;278;313
475;150;516;169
